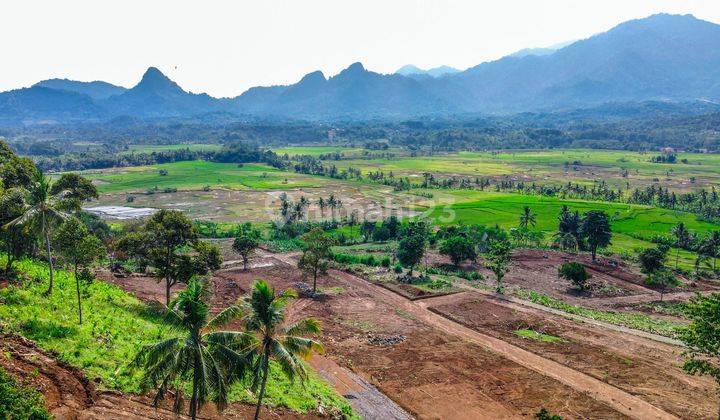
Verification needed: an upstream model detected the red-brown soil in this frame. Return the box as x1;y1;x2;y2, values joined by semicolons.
425;293;717;419
217;262;627;419
91;247;715;419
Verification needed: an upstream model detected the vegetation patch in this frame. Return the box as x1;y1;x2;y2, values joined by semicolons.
0;256;353;415
514;328;565;343
515;289;682;338
0;366;51;420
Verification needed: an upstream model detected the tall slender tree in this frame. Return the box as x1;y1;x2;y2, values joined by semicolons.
236;281;323;420
671;222;692;269
53;217;105;324
6;172;67;295
298;228;336;294
317;197;326;218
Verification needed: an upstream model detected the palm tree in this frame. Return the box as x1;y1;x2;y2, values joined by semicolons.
707;231;720;271
133;278;251;420
317;197;326;218
327;194;337;220
236;280;323;420
6;172;67;295
519;206;536;229
671;222;692;269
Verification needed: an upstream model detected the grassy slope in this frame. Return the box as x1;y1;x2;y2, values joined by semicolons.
84;161;326;193
0;257;354;416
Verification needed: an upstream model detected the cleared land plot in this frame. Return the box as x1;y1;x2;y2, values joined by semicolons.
426;293;717;419
216;259;627;419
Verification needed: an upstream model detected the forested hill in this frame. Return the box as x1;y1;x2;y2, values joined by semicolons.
2;13;720;123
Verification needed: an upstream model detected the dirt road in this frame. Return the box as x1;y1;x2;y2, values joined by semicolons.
319;266;678;420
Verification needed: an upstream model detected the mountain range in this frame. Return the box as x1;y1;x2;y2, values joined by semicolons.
2;13;720;124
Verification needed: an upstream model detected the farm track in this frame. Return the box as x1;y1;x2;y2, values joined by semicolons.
271;252;679;420
585;289;715;305
450;284;686;346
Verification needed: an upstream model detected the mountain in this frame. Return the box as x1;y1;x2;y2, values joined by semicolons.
102;67;221;118
508;41;575;58
2;13;720;122
443;13;720;112
235;62;455;119
396;64;461;78
509;47;558;58
33;79;127;100
0;86;105;125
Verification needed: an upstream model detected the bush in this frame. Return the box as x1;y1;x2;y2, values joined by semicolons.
558;262;591;290
0;367;51;420
381;256;391;267
535;408;562;420
393;263;403;273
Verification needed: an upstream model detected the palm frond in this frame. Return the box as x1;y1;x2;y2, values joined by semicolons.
270;340;306;384
284;317;322;336
205;304;243;331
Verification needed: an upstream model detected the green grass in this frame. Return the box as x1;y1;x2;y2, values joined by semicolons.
332;149;720;190
83;160;326;193
273;146;368;157
424;190;718;270
0;256;354;416
0;366;51;419
514;328;565;343
515;290;683;338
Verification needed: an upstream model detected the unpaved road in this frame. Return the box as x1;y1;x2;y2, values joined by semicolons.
272;252;678;419
451;283;685;346
304;262;678;420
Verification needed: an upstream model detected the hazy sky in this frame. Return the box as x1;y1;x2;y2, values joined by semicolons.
2;0;720;97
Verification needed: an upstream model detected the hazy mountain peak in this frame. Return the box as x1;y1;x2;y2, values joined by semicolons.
342;62;367;75
298;70;326;84
395;64;460;78
136;67;181;91
33;78;127;100
396;64;423;75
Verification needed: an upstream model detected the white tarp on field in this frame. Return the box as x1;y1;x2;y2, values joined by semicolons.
84;206;156;220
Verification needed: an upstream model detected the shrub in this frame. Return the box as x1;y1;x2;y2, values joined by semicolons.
393;263;403;273
381;256;391;267
0;367;51;420
558;262;591;290
535;408;562;420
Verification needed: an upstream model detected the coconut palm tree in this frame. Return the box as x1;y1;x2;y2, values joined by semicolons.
133;278;252;420
671;222;692;269
327;194;337;220
6;172;67;295
237;280;323;420
317;197;326;218
519;206;536;229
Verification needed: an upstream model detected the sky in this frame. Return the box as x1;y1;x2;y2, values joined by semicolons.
2;0;720;98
